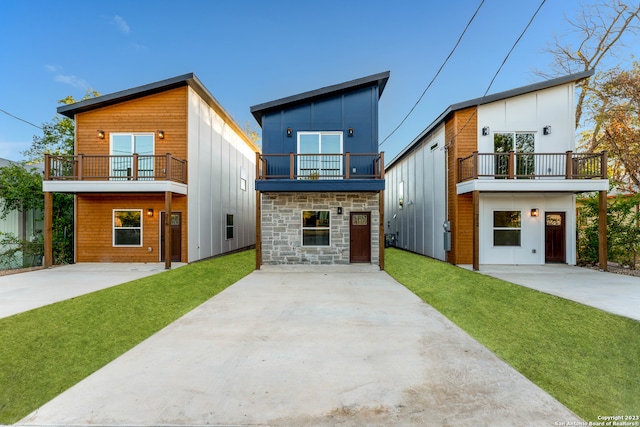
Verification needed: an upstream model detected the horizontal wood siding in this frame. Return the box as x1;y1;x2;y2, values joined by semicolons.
446;107;477;265
76;194;187;262
75;87;188;162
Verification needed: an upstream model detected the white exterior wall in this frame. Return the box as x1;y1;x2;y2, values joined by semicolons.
187;88;256;262
480;193;576;265
477;83;576;154
385;125;447;261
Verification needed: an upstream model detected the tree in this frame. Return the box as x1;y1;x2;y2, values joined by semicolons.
580;63;640;190
0;163;43;218
22;90;99;163
536;0;640;128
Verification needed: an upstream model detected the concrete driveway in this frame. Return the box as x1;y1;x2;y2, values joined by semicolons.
0;263;186;319
19;265;581;426
474;264;640;321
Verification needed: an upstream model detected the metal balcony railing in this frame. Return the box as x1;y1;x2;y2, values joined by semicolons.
44;153;187;183
458;151;607;182
256;152;384;180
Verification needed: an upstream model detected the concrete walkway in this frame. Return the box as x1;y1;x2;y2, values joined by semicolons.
473;264;640;321
0;263;186;319
19;265;581;426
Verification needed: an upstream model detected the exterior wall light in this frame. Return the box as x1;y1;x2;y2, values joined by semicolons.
157;130;165;139
286;127;292;137
543;126;551;135
348;128;354;137
97;130;105;139
482;126;490;136
147;208;154;217
531;208;539;217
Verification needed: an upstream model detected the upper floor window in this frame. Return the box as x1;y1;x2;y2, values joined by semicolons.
297;132;343;179
110;133;155;180
494;132;535;177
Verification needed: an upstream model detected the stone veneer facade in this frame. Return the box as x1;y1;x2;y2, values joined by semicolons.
260;192;380;265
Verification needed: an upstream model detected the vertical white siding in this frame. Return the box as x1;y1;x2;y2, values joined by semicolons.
187;88;256;262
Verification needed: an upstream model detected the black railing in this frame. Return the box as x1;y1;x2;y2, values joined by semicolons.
256;152;384;180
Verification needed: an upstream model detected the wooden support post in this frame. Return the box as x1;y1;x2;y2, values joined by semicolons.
472;151;478;179
164;191;172;270
472;190;479;271
598;190;608;271
256;190;262;269
289;153;294;179
379;189;385;270
345;152;350;179
44;191;53;268
565;151;573;179
508;151;515;179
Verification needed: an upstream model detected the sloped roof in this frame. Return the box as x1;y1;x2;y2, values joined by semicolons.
250;71;390;126
56;73;259;152
386;69;594;170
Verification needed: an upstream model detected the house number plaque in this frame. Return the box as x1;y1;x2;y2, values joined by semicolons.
352;214;368;226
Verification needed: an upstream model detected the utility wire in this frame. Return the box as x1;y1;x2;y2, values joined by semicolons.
446;0;546;146
0;108;43;130
379;0;485;147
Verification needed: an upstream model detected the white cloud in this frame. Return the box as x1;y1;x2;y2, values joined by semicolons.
45;64;60;72
113;15;131;34
54;74;89;89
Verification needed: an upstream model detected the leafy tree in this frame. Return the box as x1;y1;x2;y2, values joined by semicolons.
536;0;640;128
580;63;640;191
0;163;43;218
578;192;640;268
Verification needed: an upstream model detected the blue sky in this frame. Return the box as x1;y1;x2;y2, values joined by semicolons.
1;0;636;163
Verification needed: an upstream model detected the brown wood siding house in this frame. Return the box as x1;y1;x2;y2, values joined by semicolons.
43;74;259;268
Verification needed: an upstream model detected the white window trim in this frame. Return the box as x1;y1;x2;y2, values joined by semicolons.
109;132;156;155
492;210;522;247
296;131;344;179
301;210;331;247
113;209;143;247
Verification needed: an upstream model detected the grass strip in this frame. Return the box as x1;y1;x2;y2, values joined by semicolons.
0;249;255;424
385;248;640;422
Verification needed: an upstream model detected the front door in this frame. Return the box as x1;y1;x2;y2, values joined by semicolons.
545;212;565;263
161;212;182;262
350;212;371;263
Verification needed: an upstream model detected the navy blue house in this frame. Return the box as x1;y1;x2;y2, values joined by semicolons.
251;71;389;268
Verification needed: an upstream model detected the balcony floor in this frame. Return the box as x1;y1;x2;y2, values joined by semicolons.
456;178;609;194
256;179;385;192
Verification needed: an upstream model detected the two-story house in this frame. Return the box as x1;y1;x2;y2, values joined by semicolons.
251;72;389;269
385;70;609;270
42;73;258;269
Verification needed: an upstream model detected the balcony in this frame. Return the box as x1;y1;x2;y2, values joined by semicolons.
456;151;608;194
255;152;385;192
42;153;188;194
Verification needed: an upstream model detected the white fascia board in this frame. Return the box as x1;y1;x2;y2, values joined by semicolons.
456;179;609;194
43;181;188;195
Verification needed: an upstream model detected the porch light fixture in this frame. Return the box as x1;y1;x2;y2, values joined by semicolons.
543;126;551;135
97;130;105;139
531;208;539;217
482;126;490;136
157;130;165;139
348;128;354;137
286;127;292;137
147;208;154;217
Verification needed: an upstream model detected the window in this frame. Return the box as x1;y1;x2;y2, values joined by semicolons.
226;214;234;240
494;132;535;177
240;167;247;191
113;210;142;246
398;181;404;209
493;211;521;246
302;210;330;246
297;132;343;179
110;133;154;180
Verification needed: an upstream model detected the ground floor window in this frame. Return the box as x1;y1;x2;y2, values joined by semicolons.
226;214;234;239
302;210;330;246
493;210;521;246
113;209;142;246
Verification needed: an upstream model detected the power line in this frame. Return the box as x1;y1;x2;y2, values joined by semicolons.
379;0;486;147
446;0;546;146
0;108;43;130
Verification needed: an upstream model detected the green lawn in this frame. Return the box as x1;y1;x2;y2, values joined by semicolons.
0;250;255;424
385;248;640;422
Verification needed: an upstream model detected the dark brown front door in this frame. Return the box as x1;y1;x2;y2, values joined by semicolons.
545;212;565;263
350;212;371;263
161;212;182;262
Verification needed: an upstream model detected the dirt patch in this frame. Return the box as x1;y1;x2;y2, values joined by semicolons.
582;262;640;277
